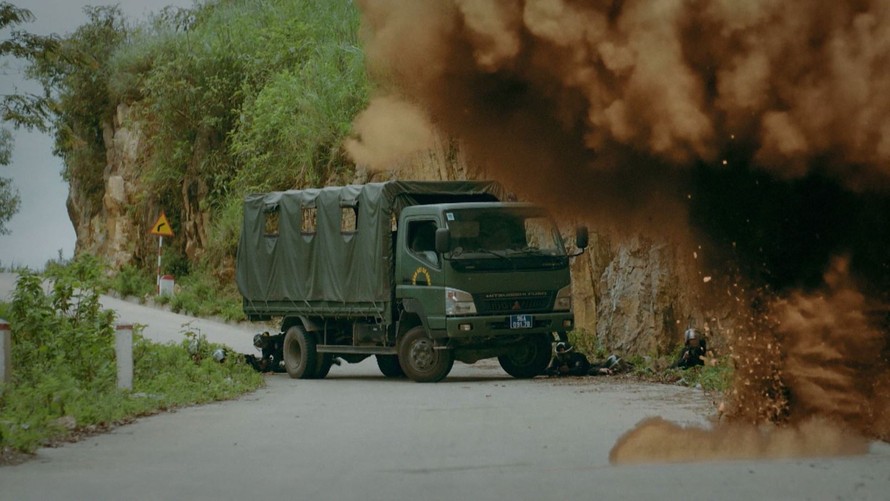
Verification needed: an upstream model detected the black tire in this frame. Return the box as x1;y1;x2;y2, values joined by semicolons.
498;334;552;378
313;353;333;379
283;325;317;379
398;326;453;383
376;354;405;378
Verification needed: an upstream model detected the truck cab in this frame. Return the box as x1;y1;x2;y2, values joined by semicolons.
394;203;579;381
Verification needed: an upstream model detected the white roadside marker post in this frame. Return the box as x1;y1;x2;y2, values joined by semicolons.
0;319;10;384
115;323;134;390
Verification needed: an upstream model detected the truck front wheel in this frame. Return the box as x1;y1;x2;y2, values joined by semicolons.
376;354;405;378
283;325;318;379
398;327;453;382
498;334;552;378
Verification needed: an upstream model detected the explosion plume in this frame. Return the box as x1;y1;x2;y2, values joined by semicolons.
351;0;890;459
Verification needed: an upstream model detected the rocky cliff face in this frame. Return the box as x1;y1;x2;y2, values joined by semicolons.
67;103;147;269
70;109;715;356
590;236;704;356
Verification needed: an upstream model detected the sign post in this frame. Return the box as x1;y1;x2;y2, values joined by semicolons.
149;212;175;294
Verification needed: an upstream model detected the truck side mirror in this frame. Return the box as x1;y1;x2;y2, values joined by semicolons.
575;225;589;249
435;228;451;254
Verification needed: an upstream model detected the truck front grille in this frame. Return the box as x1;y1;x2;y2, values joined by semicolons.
475;292;554;314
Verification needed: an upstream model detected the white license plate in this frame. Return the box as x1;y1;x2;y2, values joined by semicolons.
509;315;533;329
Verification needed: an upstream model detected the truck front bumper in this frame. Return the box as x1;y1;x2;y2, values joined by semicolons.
434;312;575;339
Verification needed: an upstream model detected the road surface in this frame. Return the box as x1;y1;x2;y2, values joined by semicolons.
1;273;889;500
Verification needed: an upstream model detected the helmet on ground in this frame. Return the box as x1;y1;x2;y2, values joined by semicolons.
253;333;266;349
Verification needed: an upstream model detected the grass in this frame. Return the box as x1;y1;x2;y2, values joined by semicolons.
567;328;734;392
107;264;156;299
0;265;262;459
158;268;245;322
0;322;263;456
677;358;734;392
0;329;263;455
629;351;734;392
567;328;606;359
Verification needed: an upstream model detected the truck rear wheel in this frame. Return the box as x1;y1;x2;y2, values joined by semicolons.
376;354;405;378
283;325;317;379
498;334;552;378
398;327;453;382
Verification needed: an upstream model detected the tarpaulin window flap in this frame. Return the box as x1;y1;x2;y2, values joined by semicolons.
341;204;358;234
263;210;280;238
236;181;504;313
301;207;317;235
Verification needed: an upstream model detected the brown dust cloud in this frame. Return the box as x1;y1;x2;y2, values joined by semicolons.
349;1;890;463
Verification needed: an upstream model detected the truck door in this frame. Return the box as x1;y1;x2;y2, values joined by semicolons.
398;217;445;323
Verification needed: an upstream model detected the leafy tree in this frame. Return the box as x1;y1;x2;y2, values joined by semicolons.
5;5;131;218
26;5;128;210
1;2;59;130
1;2;61;233
24;0;370;270
0;128;19;234
228;1;369;192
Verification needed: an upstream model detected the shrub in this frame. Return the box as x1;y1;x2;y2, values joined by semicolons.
167;267;244;322
567;328;605;359
0;268;261;455
108;264;155;299
43;252;108;292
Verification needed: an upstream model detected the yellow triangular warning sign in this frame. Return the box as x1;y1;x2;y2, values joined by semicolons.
150;212;174;237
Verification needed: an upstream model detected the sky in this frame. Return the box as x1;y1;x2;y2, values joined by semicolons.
0;0;198;269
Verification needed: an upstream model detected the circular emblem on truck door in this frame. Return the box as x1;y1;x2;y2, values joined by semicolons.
412;266;432;286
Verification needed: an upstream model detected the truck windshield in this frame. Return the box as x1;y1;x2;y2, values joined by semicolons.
444;207;567;270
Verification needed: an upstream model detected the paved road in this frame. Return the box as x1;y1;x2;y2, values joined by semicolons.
1;273;889;500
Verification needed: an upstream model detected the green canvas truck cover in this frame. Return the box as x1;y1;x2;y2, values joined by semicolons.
236;181;503;312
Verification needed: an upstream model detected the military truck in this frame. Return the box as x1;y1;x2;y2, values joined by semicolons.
236;181;587;382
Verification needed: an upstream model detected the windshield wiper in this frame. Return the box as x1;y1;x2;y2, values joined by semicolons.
462;247;514;264
514;246;545;255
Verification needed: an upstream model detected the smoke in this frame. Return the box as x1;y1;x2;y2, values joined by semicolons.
354;0;890;182
613;258;889;464
609;416;869;465
727;257;890;438
351;0;890;460
344;96;436;170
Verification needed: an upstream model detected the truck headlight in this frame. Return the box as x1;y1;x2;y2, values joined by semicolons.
445;288;477;316
554;285;572;312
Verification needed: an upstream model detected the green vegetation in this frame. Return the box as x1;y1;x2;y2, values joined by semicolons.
160;267;245;322
1;2;58;130
678;360;734;392
628;349;734;392
25;0;368;277
2;1;369;252
0;264;262;455
108;263;156;299
43;252;244;321
0;128;20;235
44;252;154;300
568;328;733;392
567;328;606;359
